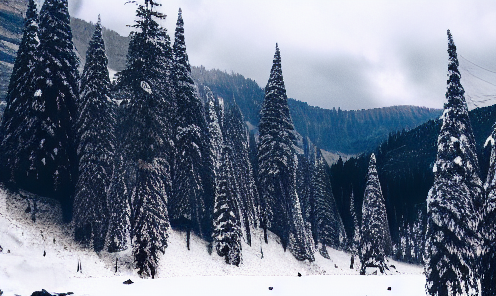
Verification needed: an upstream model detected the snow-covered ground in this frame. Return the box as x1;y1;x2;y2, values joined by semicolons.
0;188;426;296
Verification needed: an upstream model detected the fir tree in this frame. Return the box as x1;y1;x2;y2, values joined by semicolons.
349;189;360;268
0;0;39;183
106;152;130;253
425;30;483;296
350;189;360;255
296;138;314;240
72;17;115;252
206;88;223;178
170;8;210;247
4;0;79;221
312;151;346;251
257;44;314;261
481;126;496;296
360;153;390;275
212;146;242;266
26;0;80;220
223;101;258;245
116;0;172;278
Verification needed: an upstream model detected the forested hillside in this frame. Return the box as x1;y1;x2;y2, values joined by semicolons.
330;103;496;262
2;1;496;294
191;67;442;154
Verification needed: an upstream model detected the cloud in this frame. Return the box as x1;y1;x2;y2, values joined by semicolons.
70;0;496;111
68;0;83;16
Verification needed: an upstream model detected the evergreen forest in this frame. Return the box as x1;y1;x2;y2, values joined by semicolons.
1;1;496;295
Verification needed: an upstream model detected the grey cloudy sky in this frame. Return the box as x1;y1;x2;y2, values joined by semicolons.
68;0;496;110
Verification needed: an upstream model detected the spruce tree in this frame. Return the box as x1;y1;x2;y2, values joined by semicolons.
223;101;258;245
106;152;130;253
20;0;79;221
481;126;496;296
170;8;210;247
312;151;346;251
349;189;360;268
72;17;115;252
350;189;360;255
206;88;223;178
425;30;482;296
212;146;242;266
116;0;172;278
257;44;314;261
0;0;39;183
360;153;390;275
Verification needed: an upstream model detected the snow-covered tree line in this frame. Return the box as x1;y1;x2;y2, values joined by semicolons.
0;0;360;277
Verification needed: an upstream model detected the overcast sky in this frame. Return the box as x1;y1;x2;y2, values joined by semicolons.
67;0;496;111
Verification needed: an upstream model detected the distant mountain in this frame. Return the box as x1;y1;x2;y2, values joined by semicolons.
192;67;441;154
0;2;441;156
288;101;441;154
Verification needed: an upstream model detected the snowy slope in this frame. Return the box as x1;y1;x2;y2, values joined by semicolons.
0;188;425;296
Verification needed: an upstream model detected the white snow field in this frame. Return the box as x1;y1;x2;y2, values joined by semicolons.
0;188;426;296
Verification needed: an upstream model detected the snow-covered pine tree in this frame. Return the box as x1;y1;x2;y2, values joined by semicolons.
223;101;258;246
360;153;390;275
11;0;80;221
257;44;314;261
412;209;425;264
212;145;242;266
312;150;346;253
72;17;115;252
116;0;172;278
349;189;360;268
170;8;211;247
206;88;223;178
0;0;39;183
296;138;314;234
106;152;130;253
350;189;360;255
480;125;496;296
425;30;483;296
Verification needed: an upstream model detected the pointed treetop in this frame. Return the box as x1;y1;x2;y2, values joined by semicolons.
369;153;376;165
95;15;102;33
266;43;285;93
447;29;460;74
447;29;454;48
176;8;183;26
26;0;38;21
273;43;280;63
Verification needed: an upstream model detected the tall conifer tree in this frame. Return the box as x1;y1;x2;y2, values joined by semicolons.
22;0;80;221
350;189;360;255
212;146;242;266
425;30;482;296
117;0;172;278
257;44;314;261
312;151;346;251
73;17;115;252
223;101;258;245
170;8;210;247
480;126;496;296
0;0;39;183
360;154;390;275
